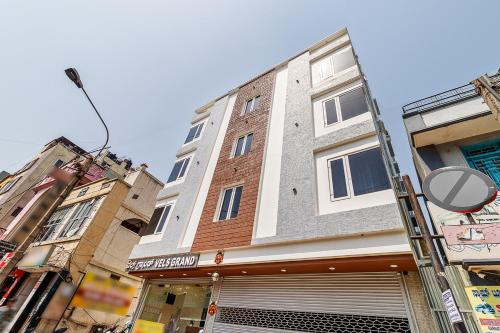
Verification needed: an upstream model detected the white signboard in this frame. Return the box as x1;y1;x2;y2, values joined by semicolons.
428;194;500;262
442;289;462;324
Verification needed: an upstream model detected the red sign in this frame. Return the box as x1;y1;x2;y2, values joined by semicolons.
0;252;13;269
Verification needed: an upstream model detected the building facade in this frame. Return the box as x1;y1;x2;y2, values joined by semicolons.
0;137;87;234
403;71;500;333
127;28;436;333
3;165;163;333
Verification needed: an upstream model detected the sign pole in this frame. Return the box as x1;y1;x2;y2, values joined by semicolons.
402;175;468;333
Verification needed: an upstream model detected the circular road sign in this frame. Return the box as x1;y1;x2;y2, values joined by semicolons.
422;166;497;213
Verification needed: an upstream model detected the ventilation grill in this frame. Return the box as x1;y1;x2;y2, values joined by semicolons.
215;307;411;333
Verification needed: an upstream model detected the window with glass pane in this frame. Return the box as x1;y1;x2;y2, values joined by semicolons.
154;204;172;234
60;197;102;237
167;157;191;183
348;148;390;196
234;134;253;157
38;206;71;241
243;134;253;154
244;96;260;114
329;158;348;199
324;99;338;125
332;49;356;74
218;185;243;220
184;123;205;144
338;88;369;121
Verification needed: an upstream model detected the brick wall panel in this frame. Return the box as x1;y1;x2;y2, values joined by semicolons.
192;71;276;251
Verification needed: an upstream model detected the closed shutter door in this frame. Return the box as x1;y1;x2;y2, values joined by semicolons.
213;273;411;333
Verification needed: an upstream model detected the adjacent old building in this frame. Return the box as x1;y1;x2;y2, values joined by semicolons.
402;70;500;332
0;137;86;234
3;164;163;333
127;28;436;333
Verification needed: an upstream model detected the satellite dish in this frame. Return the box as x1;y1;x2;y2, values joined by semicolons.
422;166;497;213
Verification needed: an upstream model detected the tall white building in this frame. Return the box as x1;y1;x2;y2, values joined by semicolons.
128;28;436;333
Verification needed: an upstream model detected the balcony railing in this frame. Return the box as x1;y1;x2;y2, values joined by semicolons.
402;72;500;116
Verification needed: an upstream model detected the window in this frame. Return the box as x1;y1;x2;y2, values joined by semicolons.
17;158;38;174
167;157;191;183
143;203;174;235
184;122;205;144
0;177;21;195
54;159;64;168
323;87;369;126
233;133;254;157
328;147;390;200
244;96;261;114
60;197;102;238
154;204;172;234
461;139;500;188
11;206;23;217
217;185;243;220
120;220;144;235
319;48;356;81
38;206;72;241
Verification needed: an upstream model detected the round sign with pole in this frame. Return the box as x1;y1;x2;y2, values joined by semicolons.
422;166;497;214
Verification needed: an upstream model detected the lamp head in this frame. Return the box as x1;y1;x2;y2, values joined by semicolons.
64;68;83;88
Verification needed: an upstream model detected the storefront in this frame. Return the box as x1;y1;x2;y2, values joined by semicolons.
137;280;211;333
128;253;418;333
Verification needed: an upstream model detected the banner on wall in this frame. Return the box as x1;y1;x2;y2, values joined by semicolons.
428;193;500;263
465;286;500;333
132;319;165;333
71;272;136;315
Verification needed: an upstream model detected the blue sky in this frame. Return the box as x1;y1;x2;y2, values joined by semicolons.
0;0;498;183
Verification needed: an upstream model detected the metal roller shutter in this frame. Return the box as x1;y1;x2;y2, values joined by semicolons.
212;273;411;333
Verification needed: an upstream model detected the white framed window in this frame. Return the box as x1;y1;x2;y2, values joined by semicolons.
0;177;21;195
243;95;261;114
184;121;206;144
167;156;191;184
153;202;174;234
216;185;243;221
327;147;391;201
323;87;369;126
59;197;103;238
38;206;72;242
318;46;356;81
233;133;254;157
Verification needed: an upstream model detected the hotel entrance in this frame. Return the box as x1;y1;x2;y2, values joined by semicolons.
137;282;211;333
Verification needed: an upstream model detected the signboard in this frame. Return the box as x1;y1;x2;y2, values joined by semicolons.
126;253;199;272
423;166;497;213
465;286;500;333
428;195;500;262
0;252;14;269
442;224;500;245
0;240;16;257
71;272;136;315
442;289;462;324
132;319;164;333
17;245;54;269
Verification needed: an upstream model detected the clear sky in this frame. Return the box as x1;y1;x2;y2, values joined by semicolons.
0;0;498;183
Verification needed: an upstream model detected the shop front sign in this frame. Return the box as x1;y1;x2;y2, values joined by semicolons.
427;195;500;263
17;245;54;270
132;319;164;333
465;286;500;333
126;253;199;272
71;272;136;316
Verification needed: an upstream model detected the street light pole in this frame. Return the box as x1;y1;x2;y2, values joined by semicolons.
64;68;109;158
